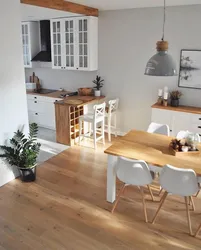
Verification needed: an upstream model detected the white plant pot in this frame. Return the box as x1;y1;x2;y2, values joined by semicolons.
94;90;101;97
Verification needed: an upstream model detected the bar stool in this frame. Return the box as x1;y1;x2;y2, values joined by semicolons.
79;102;106;149
105;98;119;142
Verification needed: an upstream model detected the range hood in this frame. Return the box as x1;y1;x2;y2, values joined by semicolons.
32;20;51;62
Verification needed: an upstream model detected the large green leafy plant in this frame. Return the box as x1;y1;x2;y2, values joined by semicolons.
0;123;41;169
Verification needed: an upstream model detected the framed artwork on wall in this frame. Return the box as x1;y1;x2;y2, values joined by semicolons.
178;49;201;89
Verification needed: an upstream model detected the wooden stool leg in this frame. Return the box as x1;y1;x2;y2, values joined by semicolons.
195;223;201;237
147;185;154;201
185;196;193;236
152;191;168;224
111;184;126;213
159;188;164;196
189;196;195;211
139;187;148;223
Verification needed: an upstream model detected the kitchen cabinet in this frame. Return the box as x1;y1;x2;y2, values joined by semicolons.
21;22;40;68
51;16;98;71
27;94;62;130
151;103;201;137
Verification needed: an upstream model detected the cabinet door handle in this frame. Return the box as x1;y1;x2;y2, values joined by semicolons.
76;68;79;70
170;129;172;132
35;113;38;115
199;118;201;120
198;126;201;129
34;97;37;99
34;101;37;103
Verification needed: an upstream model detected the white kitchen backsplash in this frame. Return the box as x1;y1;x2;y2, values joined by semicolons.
25;68;97;91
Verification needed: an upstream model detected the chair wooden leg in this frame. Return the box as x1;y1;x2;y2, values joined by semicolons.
139;187;148;223
185;196;193;236
159;188;164;196
111;184;126;214
114;114;117;137
79;120;82;145
147;185;154;201
194;190;200;198
152;191;168;224
189;196;195;211
195;223;201;237
102;120;105;145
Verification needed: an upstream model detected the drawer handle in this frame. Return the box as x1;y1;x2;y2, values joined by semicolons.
198;126;201;129
34;97;37;99
199;118;201;120
170;129;172;132
34;101;37;103
35;113;38;115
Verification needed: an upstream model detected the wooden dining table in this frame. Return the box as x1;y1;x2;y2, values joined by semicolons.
104;130;201;203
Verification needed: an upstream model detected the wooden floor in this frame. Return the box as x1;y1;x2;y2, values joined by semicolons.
1;137;201;250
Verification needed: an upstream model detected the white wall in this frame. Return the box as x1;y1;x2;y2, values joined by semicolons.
26;4;201;134
98;5;201;133
0;0;29;186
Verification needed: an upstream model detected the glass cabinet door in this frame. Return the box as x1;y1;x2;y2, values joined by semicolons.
78;18;88;69
64;19;75;69
51;20;62;68
22;23;31;67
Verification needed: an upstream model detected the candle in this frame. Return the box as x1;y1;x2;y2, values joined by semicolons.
164;92;168;100
164;86;168;94
158;89;163;97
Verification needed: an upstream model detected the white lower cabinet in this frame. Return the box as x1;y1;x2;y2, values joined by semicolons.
27;95;62;130
151;106;201;137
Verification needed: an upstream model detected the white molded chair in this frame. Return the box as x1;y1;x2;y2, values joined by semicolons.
147;122;170;175
105;98;119;142
79;102;106;149
147;122;170;136
152;164;199;235
176;130;200;143
111;157;155;222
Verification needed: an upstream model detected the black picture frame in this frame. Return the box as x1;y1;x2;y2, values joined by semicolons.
178;49;201;90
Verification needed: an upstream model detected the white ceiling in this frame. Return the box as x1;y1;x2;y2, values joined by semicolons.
21;4;81;21
67;0;201;11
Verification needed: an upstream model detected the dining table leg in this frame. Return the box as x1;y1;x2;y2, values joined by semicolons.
107;154;118;203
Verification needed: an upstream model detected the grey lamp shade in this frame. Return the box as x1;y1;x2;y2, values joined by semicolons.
145;51;177;76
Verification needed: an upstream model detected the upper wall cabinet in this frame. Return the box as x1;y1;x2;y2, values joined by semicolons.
51;16;98;71
21;22;40;68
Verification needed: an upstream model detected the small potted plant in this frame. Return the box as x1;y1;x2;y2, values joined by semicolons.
169;90;183;107
93;75;104;97
0;123;41;182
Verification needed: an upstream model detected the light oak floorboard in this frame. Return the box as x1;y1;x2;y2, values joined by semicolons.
0;136;201;249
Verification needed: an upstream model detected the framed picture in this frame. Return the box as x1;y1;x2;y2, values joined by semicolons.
178;49;201;89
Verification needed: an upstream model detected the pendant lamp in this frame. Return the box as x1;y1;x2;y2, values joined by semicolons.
145;0;177;76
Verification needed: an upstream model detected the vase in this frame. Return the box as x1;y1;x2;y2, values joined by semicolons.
171;99;179;107
19;165;36;182
94;90;101;97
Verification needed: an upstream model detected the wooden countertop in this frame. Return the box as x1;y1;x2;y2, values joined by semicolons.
26;90;70;99
152;102;201;115
55;96;105;107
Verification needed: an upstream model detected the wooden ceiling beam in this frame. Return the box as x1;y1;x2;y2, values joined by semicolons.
20;0;99;17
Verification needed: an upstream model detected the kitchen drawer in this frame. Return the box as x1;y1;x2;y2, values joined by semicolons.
27;99;47;113
27;94;62;103
28;111;55;130
190;113;201;124
151;109;173;127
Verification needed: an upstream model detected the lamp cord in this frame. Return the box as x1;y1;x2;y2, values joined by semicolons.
162;0;166;41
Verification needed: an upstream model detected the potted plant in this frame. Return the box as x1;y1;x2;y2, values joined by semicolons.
169;90;183;107
0;123;41;182
93;75;104;97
